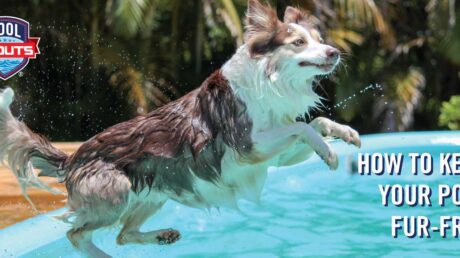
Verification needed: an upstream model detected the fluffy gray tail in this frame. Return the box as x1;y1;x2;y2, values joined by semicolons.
0;87;68;209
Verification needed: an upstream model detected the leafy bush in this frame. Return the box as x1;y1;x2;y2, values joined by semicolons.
439;96;460;130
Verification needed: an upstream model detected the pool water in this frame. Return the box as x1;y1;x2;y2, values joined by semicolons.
1;131;459;257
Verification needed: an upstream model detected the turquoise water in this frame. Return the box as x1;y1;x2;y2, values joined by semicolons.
0;131;459;257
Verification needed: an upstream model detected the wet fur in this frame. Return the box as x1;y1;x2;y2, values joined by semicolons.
0;1;361;257
66;70;255;208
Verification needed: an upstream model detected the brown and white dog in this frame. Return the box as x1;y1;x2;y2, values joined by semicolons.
0;1;360;257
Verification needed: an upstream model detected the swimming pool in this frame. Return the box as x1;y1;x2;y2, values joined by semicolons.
1;131;459;257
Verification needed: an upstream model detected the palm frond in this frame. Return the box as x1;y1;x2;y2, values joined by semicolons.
328;28;364;52
109;66;147;113
108;0;155;37
144;81;172;107
335;0;395;49
220;0;244;46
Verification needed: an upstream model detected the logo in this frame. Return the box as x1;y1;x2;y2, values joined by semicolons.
0;16;40;80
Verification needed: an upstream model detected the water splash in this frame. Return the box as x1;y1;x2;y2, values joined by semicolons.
325;84;384;116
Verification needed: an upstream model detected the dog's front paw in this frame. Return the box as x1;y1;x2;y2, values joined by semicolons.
317;144;338;170
310;118;361;148
339;125;361;148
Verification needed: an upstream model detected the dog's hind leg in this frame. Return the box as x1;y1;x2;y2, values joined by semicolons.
67;223;112;258
117;197;181;246
65;161;131;258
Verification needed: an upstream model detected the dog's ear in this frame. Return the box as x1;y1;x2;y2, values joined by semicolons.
283;6;308;25
245;0;279;40
245;0;282;58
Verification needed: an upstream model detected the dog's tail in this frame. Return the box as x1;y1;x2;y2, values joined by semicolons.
0;87;69;208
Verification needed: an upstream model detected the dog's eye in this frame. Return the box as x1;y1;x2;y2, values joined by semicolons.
292;39;306;47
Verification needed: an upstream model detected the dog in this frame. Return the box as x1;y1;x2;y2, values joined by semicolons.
0;1;360;257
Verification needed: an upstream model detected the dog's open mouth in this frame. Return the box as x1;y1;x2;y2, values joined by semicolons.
298;61;334;71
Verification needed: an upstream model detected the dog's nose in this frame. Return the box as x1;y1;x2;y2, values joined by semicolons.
326;48;340;60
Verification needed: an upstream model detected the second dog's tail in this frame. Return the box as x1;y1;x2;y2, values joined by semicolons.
0;87;69;208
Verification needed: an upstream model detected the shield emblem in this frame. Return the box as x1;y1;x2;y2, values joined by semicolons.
0;16;40;80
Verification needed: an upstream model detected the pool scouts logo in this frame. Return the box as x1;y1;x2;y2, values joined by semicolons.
0;16;40;80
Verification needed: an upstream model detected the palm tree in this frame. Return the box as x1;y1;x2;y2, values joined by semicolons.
102;0;244;112
2;0;459;140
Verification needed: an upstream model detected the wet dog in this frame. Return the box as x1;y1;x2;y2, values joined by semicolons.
0;1;360;257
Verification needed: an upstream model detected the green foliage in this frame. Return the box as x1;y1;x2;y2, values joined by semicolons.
109;0;155;37
439;96;460;130
441;10;460;65
294;0;460;132
0;0;459;140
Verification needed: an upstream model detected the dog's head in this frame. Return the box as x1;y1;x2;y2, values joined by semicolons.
245;0;340;81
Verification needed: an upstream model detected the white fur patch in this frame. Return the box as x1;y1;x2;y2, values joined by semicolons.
221;149;269;204
222;46;321;132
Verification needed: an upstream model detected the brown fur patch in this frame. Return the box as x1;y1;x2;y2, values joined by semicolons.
245;0;279;41
284;6;309;27
65;70;253;194
245;0;285;58
245;2;322;58
284;6;322;42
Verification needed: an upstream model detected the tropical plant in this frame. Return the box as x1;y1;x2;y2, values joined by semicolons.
0;0;458;140
439;96;460;130
102;0;245;112
288;0;458;132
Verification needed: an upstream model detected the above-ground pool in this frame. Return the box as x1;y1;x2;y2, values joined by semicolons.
1;131;459;257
